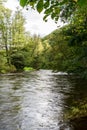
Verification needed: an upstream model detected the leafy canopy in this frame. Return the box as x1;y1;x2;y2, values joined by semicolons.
19;0;87;22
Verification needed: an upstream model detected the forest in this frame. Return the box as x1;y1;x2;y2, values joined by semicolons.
0;0;87;79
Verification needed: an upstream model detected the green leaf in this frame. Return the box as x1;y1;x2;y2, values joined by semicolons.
44;1;50;9
78;0;87;7
20;0;28;7
29;0;37;7
43;14;49;21
36;0;43;13
59;0;68;5
51;13;56;19
44;8;52;14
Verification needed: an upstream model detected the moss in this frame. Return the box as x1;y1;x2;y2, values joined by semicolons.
23;67;34;71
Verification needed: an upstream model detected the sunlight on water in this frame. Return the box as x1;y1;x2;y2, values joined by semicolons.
0;70;74;130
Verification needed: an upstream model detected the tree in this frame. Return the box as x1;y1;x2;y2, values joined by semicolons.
43;28;71;71
42;10;87;78
11;8;26;48
19;34;43;69
0;3;12;65
19;0;87;22
63;8;87;77
11;52;25;71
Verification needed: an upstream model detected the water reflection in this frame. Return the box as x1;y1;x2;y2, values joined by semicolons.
0;70;87;130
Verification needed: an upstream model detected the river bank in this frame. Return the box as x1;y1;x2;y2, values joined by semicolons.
70;116;87;130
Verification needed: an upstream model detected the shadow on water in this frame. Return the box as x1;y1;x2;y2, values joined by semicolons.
0;70;87;130
62;76;87;130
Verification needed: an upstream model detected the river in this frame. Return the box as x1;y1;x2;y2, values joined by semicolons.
0;70;87;130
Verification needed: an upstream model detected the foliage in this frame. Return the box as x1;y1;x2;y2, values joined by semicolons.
11;52;25;71
19;0;87;22
0;1;87;79
42;6;87;79
64;99;87;120
43;28;70;71
0;3;12;65
23;67;34;71
11;8;26;47
0;3;45;72
62;8;87;76
0;51;16;73
0;3;38;71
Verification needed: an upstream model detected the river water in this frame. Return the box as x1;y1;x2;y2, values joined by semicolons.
0;70;87;130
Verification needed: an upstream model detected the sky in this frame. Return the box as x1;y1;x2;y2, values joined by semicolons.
5;0;63;37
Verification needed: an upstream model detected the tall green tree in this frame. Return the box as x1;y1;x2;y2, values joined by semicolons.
63;8;87;77
19;34;42;69
0;3;12;65
11;8;26;48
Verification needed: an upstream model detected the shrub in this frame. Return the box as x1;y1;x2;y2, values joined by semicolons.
11;52;25;71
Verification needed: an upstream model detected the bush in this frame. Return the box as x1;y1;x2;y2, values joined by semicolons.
11;52;25;71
